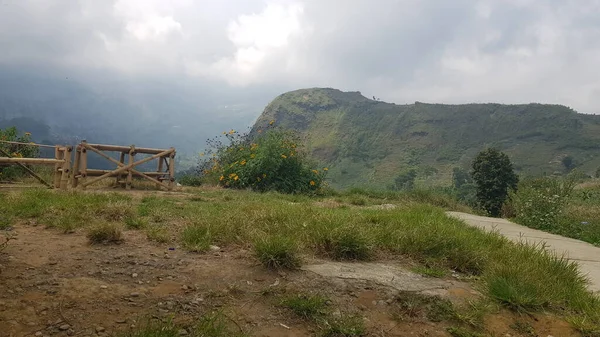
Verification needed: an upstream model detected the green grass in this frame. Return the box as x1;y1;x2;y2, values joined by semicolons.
118;312;246;337
280;293;329;320
2;187;600;333
392;292;456;322
181;225;213;252
510;321;536;336
411;265;448;278
253;235;301;269
86;223;123;244
320;314;366;337
124;216;148;230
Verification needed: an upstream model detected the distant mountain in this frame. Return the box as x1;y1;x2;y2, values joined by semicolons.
252;88;600;189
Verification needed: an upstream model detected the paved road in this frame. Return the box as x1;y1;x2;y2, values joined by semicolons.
447;211;600;293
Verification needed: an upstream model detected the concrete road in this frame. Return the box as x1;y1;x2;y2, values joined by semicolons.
447;211;600;293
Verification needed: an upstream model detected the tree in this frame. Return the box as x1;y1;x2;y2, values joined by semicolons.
472;148;519;217
393;168;417;191
451;167;471;188
562;155;576;172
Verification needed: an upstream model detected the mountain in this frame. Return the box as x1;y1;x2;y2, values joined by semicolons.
252;88;600;189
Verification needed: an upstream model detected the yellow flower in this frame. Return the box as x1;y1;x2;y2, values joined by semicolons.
323;167;329;171
269;120;275;125
234;175;239;181
257;177;261;182
24;132;31;136
281;154;287;159
250;154;256;159
240;160;247;165
200;152;205;157
289;152;295;157
229;173;237;178
219;175;224;181
258;130;263;133
310;180;316;186
223;131;227;135
229;129;235;134
263;173;267;178
312;169;318;174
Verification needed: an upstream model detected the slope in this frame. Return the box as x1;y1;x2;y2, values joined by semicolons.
252;88;600;189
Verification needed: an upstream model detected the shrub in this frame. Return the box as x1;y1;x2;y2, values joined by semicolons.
178;174;203;187
512;176;575;231
472;148;519;217
253;235;301;269
124;216;147;230
199;128;327;194
322;230;372;261
87;223;124;244
0;126;39;180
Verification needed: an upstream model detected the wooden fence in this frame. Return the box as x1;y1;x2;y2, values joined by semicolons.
0;140;176;191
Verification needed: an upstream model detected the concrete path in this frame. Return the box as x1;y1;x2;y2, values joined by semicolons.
447;211;600;293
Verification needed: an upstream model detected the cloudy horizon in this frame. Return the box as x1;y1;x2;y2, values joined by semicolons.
1;0;600;114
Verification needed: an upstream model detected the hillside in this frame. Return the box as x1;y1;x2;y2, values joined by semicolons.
252;88;600;188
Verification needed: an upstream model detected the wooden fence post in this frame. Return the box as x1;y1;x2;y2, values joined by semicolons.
60;146;72;190
168;149;175;191
53;147;63;188
80;141;88;189
71;145;81;188
126;145;135;190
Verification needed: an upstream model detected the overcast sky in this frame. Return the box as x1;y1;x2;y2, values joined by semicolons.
1;0;600;114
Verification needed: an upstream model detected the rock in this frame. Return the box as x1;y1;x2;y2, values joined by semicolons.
35;332;43;337
59;324;71;330
96;326;105;333
130;292;140;297
178;329;189;336
181;285;189;290
100;285;108;289
116;319;127;324
209;245;220;252
67;329;75;336
332;309;342;318
132;273;138;278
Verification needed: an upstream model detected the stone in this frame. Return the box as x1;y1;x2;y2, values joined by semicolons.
132;273;138;278
96;326;105;333
116;319;127;324
209;245;221;252
181;285;189;290
35;332;43;337
59;324;71;330
130;292;140;297
100;285;108;289
178;329;189;336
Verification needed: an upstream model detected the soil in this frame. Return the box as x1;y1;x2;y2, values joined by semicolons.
0;206;581;337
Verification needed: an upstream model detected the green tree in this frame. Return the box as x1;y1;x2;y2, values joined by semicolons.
595;167;600;179
562;155;576;172
392;168;417;191
0;126;39;180
472;148;519;217
451;167;471;189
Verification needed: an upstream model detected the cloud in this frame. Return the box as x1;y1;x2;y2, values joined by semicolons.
0;0;599;113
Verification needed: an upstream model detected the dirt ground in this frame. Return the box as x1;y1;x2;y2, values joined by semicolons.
0;217;580;337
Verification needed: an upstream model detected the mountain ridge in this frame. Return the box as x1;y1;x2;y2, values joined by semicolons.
252;88;600;188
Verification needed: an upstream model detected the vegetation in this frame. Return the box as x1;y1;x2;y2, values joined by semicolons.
86;223;124;244
253;235;301;269
118;312;246;337
197;129;327;194
510;176;600;246
0;126;39;180
280;293;329;320
252;88;600;189
472;148;519;217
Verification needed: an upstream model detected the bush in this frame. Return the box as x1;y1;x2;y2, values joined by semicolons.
178;174;203;187
280;293;328;320
322;230;372;261
199;129;327;194
512;176;575;231
0;126;39;180
254;235;301;269
181;225;212;252
87;223;124;244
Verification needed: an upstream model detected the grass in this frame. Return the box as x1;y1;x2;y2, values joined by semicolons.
392;292;456;322
2;187;600;333
253;235;301;269
124;216;148;230
86;223;123;244
320;314;366;337
118;312;246;337
280;293;329;320
510;321;536;336
0;215;12;230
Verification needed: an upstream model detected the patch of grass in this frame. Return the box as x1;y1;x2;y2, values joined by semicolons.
447;326;485;337
322;230;372;261
86;223;123;244
347;195;368;206
453;300;495;329
392;292;456;322
145;224;170;243
0;215;12;230
254;235;301;269
118;312;246;337
195;311;246;337
412;265;448;278
280;293;328;320
124;216;148;230
510;320;537;336
117;319;179;337
484;242;589;311
181;225;212;252
321;314;366;337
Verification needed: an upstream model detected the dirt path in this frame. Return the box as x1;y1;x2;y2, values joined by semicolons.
447;211;600;293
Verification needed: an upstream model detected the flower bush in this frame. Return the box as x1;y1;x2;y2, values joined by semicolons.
198;127;327;194
511;175;576;230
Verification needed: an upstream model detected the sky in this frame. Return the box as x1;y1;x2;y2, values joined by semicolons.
1;0;600;114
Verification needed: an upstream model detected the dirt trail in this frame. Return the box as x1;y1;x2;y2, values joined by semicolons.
447;211;600;292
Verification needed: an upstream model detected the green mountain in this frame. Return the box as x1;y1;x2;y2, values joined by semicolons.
252;88;600;189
